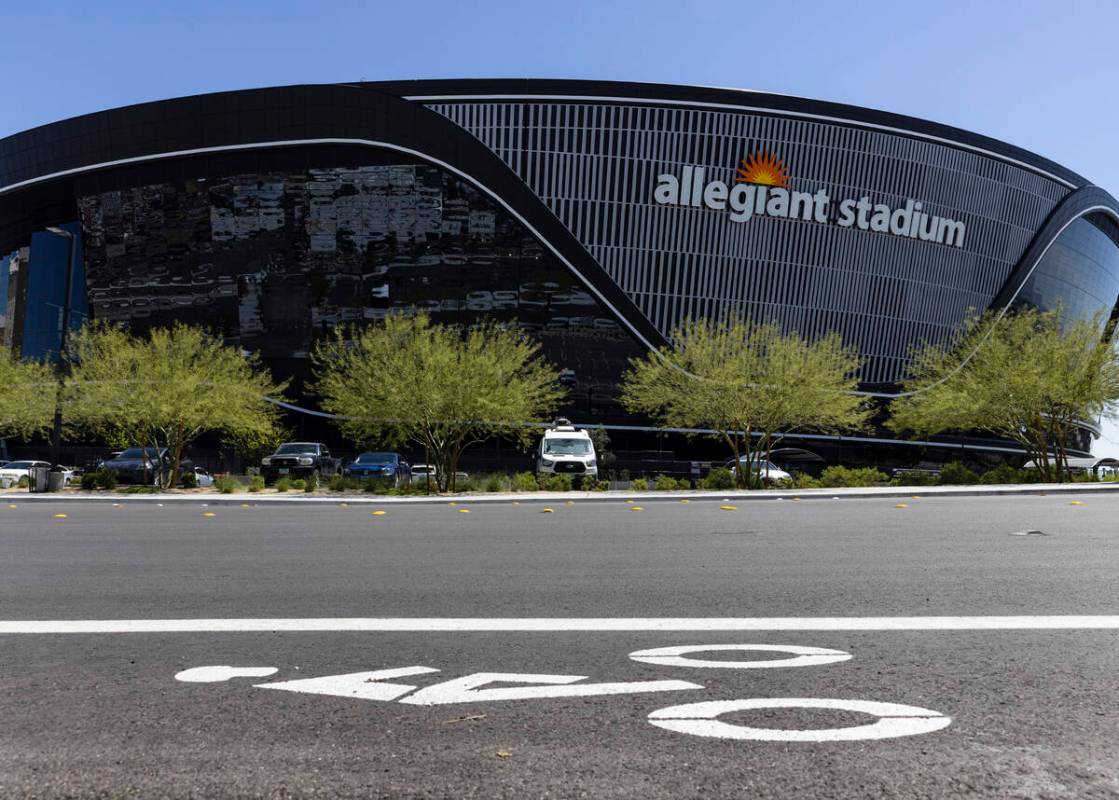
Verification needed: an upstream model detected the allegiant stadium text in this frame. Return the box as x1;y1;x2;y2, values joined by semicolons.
653;167;967;248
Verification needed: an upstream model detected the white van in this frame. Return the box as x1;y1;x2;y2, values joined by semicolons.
537;419;597;482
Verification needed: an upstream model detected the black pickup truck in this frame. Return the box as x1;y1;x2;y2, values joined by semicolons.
260;442;341;481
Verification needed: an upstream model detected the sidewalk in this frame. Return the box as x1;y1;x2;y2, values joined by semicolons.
3;481;1118;506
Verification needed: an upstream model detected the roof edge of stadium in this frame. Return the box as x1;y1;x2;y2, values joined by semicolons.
0;78;1088;189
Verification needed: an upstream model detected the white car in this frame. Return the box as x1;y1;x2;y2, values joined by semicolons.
410;464;467;486
724;458;792;485
0;461;75;489
191;467;214;488
537;420;597;482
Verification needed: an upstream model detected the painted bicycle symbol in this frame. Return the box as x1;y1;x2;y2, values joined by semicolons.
177;643;951;742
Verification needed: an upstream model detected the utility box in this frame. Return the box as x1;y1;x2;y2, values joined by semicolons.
29;466;50;493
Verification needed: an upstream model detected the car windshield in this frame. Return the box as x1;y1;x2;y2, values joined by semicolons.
4;461;33;469
543;438;591;455
276;444;318;455
119;448;160;459
356;452;396;463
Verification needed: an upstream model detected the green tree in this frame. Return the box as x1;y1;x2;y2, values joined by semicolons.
65;323;287;488
620;317;868;488
0;350;56;440
888;308;1119;482
313;312;566;492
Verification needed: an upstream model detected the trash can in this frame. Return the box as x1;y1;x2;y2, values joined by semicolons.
29;466;50;493
47;470;67;492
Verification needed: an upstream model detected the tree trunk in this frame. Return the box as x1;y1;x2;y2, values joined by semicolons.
169;420;185;491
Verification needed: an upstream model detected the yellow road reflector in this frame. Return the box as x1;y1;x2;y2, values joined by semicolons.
7;504;17;509
203;512;216;517
241;503;250;508
339;503;348;507
448;501;457;506
541;508;555;513
630;506;644;511
1070;501;1083;505
511;501;521;506
371;510;386;516
912;496;921;499
53;513;67;518
719;505;737;511
565;501;574;506
791;497;801;502
457;508;470;513
496;750;513;758
895;503;909;508
679;499;690;504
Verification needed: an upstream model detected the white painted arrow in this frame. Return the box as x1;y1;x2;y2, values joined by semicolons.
255;666;439;702
398;672;703;705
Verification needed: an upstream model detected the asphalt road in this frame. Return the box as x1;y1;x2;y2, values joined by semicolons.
1;494;1117;798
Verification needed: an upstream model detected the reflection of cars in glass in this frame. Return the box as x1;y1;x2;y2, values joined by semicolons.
260;442;340;481
536;420;597;482
103;448;193;484
0;460;73;489
344;452;411;487
722;457;792;485
409;464;468;487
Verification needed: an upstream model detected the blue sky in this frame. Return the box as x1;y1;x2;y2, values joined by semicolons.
4;0;1119;452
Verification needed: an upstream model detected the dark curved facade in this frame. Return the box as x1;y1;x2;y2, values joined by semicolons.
2;80;1117;461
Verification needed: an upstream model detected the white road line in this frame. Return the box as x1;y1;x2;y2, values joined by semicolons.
1;616;1118;634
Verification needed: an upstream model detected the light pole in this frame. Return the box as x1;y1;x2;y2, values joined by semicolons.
44;226;75;480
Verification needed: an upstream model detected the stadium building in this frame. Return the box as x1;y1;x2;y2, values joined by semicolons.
2;80;1117;470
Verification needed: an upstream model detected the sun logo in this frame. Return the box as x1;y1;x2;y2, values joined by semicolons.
736;151;790;188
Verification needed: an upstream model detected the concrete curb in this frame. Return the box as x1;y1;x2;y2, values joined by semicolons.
2;482;1118;506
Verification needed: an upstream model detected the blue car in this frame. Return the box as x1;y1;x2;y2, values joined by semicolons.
344;452;411;487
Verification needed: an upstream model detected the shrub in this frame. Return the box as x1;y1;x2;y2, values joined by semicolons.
700;467;735;491
275;477;291;492
937;462;979;485
180;470;198;489
978;463;1023;485
631;478;649;491
654;475;679;491
484;474;506;493
512;472;538;492
16;475;29;489
328;474;346;492
80;472;99;490
895;469;939;487
791;473;821;489
538;473;573;491
117;484;160;494
248;475;265;493
214;475;241;494
818;466;889;488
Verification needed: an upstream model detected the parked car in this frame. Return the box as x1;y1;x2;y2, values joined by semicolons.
0;460;75;489
102;448;193;485
536;419;598;483
723;457;792;485
409;464;467;487
189;467;214;488
260;442;341;481
344;452;411;487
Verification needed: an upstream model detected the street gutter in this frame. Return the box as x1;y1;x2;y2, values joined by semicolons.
3;482;1119;506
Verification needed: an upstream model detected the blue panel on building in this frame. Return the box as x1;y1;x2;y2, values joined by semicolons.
21;222;88;362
